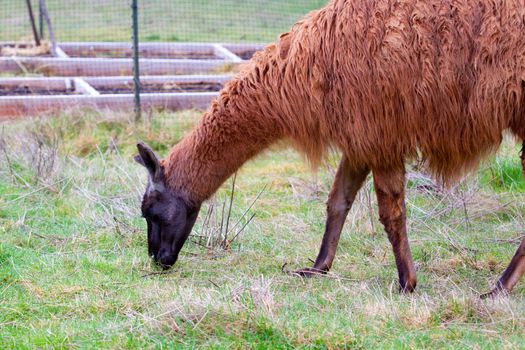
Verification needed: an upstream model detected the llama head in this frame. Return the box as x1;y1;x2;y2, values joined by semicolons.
134;142;200;269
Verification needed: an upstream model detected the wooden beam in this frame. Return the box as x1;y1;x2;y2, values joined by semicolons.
0;77;70;89
0;92;218;119
213;44;242;62
58;42;217;58
82;74;232;87
0;75;232;84
54;46;69;58
73;78;100;96
0;75;232;94
0;57;233;76
58;41;216;52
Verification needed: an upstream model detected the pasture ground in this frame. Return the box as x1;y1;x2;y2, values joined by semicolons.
1;110;525;349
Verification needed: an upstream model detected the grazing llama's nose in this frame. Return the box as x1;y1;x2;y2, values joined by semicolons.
156;248;176;269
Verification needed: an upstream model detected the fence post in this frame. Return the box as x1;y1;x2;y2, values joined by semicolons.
25;0;41;46
39;0;56;56
131;0;141;121
38;0;44;39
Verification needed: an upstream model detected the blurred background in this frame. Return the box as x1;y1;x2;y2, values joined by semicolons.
2;0;326;43
1;0;327;117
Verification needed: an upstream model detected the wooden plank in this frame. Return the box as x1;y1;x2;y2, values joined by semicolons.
222;43;265;52
73;78;100;96
54;46;69;58
1;41;265;53
0;75;233;86
58;42;216;53
83;74;233;87
0;92;217;118
0;77;70;89
58;42;218;59
0;57;232;76
0;75;231;98
1;42;265;60
213;44;242;62
222;43;265;60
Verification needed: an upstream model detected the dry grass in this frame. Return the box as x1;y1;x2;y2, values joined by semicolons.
0;41;50;57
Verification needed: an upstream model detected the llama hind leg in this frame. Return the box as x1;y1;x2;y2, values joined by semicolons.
481;236;525;298
294;156;369;277
482;144;525;298
373;166;417;292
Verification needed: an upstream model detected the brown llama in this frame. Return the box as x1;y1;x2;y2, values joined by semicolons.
135;0;525;298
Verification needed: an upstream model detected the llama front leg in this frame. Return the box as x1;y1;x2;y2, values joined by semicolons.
294;156;369;276
373;167;417;292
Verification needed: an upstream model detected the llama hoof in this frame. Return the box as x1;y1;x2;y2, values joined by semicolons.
398;278;417;294
480;287;509;300
399;285;417;294
292;267;327;277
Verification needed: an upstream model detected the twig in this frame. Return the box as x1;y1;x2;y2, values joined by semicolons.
33;232;53;240
477;236;523;245
281;264;362;282
219;200;225;243
203;204;214;247
226;183;267;237
462;194;471;231
281;263;288;273
223;172;237;246
10;57;30;75
228;213;256;247
113;217;125;238
208;279;220;288
1;129;16;184
366;181;376;235
189;238;213;250
141;270;177;278
10;177;68;202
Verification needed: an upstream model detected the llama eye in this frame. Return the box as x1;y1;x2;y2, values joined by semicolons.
146;207;164;222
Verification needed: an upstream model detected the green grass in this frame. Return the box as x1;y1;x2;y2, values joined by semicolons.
1;110;525;348
2;0;327;42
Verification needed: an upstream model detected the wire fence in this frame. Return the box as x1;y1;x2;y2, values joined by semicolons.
2;1;325;43
2;1;130;42
0;1;326;118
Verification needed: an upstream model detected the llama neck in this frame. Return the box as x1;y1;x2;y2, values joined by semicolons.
164;81;283;205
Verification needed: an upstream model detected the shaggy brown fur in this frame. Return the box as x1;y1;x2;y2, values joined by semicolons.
148;0;525;295
166;0;525;204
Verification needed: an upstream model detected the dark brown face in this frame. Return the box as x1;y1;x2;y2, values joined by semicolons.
135;142;200;269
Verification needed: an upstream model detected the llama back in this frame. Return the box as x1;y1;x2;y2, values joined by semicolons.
231;0;525;183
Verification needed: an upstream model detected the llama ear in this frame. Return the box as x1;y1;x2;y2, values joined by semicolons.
134;154;145;166
135;142;163;183
279;32;291;60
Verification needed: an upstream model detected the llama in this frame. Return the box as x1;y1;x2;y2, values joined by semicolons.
135;0;525;298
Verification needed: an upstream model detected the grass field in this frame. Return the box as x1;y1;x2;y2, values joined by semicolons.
2;0;525;348
1;110;525;349
2;0;326;42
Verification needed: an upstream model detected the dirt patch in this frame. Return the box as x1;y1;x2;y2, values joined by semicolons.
0;85;78;96
95;82;223;94
64;48;218;60
0;42;51;57
0;81;223;97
